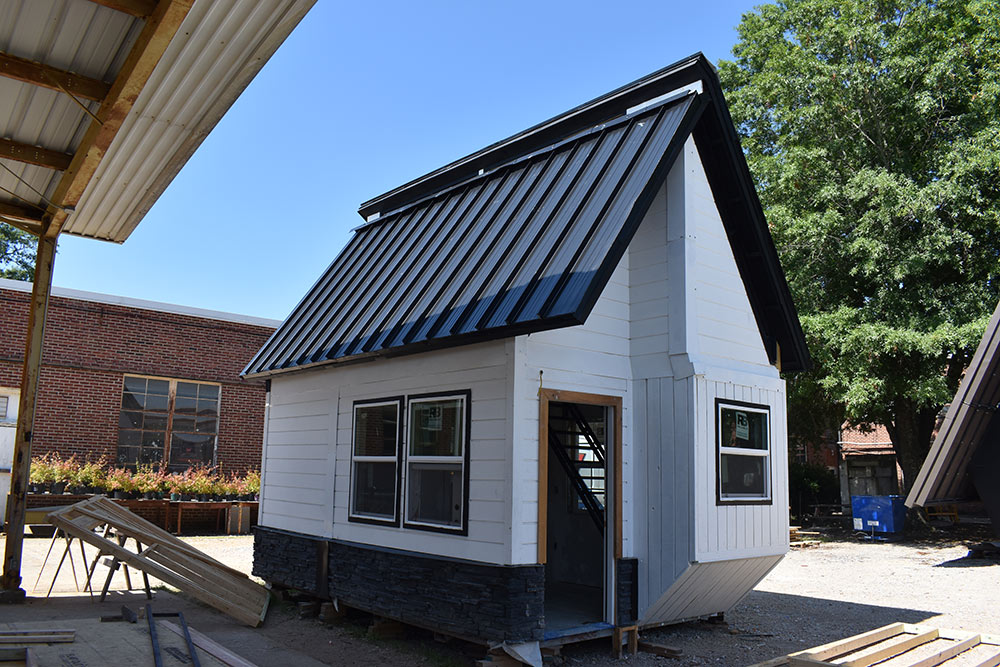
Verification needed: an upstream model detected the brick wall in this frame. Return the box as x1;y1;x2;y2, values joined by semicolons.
0;285;275;474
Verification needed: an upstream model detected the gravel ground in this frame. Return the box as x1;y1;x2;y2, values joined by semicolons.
2;527;998;666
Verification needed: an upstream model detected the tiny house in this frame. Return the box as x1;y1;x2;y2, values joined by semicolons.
245;53;809;656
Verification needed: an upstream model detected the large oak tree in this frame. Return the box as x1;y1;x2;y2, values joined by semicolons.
0;223;34;281
719;0;1000;490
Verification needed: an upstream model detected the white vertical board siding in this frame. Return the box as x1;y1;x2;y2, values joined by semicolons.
640;554;783;625
693;372;789;562
685;137;771;370
331;341;512;565
260;374;337;538
514;252;634;564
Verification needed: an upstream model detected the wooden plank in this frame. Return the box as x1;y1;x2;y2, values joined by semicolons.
0;51;110;101
788;658;832;667
907;634;981;667
85;0;158;17
789;623;906;662
160;620;258;667
972;649;1000;667
0;629;75;643
47;498;268;627
840;629;939;667
0;138;72;171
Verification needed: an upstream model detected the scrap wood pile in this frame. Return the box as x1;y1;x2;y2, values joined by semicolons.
46;496;269;627
752;622;1000;667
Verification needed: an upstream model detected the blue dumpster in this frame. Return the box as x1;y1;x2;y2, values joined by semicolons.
851;495;907;533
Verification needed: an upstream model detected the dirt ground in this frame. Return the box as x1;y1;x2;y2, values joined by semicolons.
1;527;997;666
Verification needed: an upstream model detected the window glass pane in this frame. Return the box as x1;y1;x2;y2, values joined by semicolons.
118;429;141;447
720;454;766;497
197;399;218;418
353;461;396;518
0;395;9;419
720;407;768;451
196;417;217;434
123;376;146;394
176;382;198;398
171;416;196;432
117;447;139;465
141;447;163;464
142;431;165;448
146;379;169;395
145;394;169;412
170;433;214;467
409;399;463;456
120;411;143;429
198;384;219;401
354;404;398;457
174;397;197;414
407;462;462;526
144;414;168;431
122;391;144;411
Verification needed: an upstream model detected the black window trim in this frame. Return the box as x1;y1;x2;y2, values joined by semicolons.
346;389;471;536
715;397;773;506
348;395;404;527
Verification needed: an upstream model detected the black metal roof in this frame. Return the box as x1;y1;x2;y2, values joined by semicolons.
244;54;810;377
907;300;1000;507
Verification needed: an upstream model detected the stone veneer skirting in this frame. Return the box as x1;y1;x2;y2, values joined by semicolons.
253;525;544;643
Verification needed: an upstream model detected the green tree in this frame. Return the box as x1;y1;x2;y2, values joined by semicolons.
1;222;35;281
719;0;1000;491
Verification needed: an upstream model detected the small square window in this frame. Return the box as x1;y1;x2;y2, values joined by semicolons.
717;400;771;504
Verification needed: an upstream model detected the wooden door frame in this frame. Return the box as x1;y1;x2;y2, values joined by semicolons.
537;388;623;567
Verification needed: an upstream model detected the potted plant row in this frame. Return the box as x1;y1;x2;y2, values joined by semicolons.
28;453;260;501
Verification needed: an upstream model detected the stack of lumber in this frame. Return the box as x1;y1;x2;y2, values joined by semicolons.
751;622;1000;667
789;526;822;548
47;496;269;627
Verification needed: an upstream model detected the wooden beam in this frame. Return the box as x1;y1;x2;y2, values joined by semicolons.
0;201;45;225
85;0;158;18
0;138;72;171
0;216;42;237
45;0;194;238
0;52;110;102
0;233;58;599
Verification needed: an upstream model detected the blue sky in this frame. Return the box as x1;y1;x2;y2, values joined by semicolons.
53;1;761;321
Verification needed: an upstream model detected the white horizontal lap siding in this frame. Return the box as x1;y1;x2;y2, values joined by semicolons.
514;253;633;564
331;341;511;565
694;373;788;562
686;137;770;369
260;381;337;538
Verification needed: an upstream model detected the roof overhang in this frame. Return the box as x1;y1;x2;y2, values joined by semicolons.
907;300;1000;507
0;0;315;242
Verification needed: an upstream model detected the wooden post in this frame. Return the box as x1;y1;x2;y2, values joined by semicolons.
1;233;57;600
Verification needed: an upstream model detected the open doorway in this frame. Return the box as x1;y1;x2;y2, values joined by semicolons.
539;390;620;635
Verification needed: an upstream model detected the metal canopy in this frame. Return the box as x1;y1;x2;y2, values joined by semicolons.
0;0;315;243
907;299;1000;507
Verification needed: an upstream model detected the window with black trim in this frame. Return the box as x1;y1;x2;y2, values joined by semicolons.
405;394;467;530
118;375;220;469
350;399;402;524
717;400;771;503
348;391;469;534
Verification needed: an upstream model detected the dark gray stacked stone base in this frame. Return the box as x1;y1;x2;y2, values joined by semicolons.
253;525;544;643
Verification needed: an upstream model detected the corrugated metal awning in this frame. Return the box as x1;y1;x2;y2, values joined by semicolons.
907;300;1000;506
0;0;315;243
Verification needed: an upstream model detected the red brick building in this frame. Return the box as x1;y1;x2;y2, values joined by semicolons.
0;278;278;475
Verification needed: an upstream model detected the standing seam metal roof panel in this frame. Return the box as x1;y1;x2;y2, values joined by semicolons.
244;94;699;376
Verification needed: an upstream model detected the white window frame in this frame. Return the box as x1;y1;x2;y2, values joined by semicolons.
349;398;402;525
716;400;772;504
403;392;468;533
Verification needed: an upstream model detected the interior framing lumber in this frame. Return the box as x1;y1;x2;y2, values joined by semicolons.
44;0;194;239
0;52;110;102
0;201;44;226
0;138;73;171
85;0;158;18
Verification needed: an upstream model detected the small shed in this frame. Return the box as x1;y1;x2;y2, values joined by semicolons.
245;53;809;652
907;299;1000;533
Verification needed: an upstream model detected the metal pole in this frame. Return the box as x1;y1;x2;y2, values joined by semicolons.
1;233;57;600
